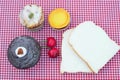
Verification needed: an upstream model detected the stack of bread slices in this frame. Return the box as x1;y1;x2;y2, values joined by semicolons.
60;21;120;73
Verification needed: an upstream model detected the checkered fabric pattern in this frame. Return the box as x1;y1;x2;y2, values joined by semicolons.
0;0;120;80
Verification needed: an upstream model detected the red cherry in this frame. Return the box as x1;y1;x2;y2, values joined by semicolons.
48;48;59;58
47;37;56;48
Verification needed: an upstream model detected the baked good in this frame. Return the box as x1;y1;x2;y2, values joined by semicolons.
48;8;70;29
60;29;91;73
69;21;120;73
19;5;44;31
8;36;41;69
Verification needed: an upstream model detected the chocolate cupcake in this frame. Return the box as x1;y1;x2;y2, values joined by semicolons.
19;5;44;31
8;36;41;69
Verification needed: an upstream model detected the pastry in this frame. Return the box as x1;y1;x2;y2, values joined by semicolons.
19;5;44;31
8;36;41;69
48;8;70;29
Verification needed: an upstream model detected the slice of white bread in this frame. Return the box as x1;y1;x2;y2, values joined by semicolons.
69;21;120;73
60;29;92;73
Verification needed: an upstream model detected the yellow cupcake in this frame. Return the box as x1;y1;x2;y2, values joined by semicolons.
48;8;70;29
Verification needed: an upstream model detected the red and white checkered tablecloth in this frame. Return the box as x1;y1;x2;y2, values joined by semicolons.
0;0;120;80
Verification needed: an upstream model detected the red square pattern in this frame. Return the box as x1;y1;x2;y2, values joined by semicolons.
0;0;120;80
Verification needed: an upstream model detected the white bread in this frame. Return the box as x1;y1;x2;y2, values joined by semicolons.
60;29;92;73
69;21;120;73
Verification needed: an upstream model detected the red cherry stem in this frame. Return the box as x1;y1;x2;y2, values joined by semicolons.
41;46;50;49
40;40;47;42
39;40;50;49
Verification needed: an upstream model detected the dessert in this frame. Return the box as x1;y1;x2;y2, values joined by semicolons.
8;36;41;69
48;8;70;29
19;5;44;31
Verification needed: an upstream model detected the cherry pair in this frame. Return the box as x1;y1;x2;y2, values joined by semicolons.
47;37;59;58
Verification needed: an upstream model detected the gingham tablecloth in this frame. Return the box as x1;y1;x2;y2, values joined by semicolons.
0;0;120;80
